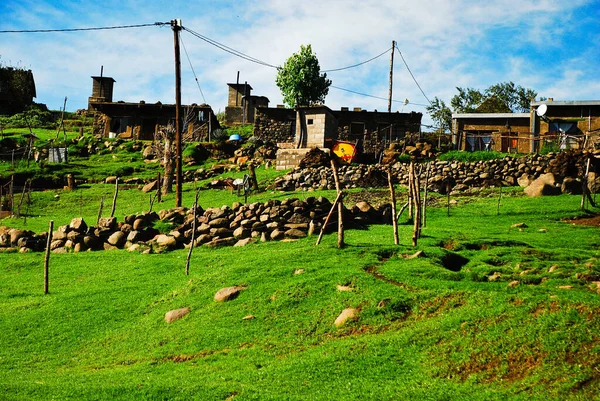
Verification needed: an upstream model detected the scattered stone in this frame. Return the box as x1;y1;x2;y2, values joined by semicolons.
242;315;255;320
336;285;354;292
214;286;245;302
294;269;305;275
508;280;519;288
559;285;573;290
406;250;424;259
511;223;528;228
142;180;158;193
334;308;359;327
165;307;191;323
488;272;501;282
539;228;548;233
234;238;254;247
548;265;559;273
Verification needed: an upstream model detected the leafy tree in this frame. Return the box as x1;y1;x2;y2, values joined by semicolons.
451;81;537;114
275;44;331;108
426;97;452;133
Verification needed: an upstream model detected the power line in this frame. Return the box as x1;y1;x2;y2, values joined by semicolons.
180;34;207;104
321;47;392;72
330;85;429;107
395;45;431;105
0;22;169;34
182;26;279;69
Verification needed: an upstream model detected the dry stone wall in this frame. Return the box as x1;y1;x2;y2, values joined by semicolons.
0;197;392;254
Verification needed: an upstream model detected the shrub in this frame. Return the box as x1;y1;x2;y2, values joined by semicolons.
182;143;209;164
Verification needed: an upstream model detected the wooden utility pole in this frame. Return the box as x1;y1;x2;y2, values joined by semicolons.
387;168;399;245
387;40;396;113
172;18;183;208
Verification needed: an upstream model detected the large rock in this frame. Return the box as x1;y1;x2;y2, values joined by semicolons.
524;173;559;197
334;308;359;327
69;218;88;233
155;234;178;249
165;307;191;323
107;231;126;247
561;177;583;194
142;180;158;193
214;286;244;302
98;217;117;230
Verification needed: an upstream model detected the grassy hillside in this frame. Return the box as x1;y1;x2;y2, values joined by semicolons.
1;187;600;400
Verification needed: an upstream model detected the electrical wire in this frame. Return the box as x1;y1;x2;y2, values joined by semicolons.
395;45;431;105
0;22;169;33
180;34;207;104
182;26;279;69
330;85;428;107
321;47;392;72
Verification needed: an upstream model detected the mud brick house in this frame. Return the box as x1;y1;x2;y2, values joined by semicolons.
253;105;422;169
451;113;531;153
452;99;600;153
224;83;269;126
0;67;36;114
88;76;219;140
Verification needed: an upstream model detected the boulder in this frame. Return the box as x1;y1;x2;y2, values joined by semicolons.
107;231;126;247
142;180;158;193
234;238;255;247
98;217;117;230
155;234;178;249
69;218;88;233
334;308;359;327
524;173;559;197
285;228;307;239
561;177;582;194
214;286;244;302
165;307;191;323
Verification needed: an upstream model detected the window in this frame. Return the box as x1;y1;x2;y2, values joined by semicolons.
307;119;313;125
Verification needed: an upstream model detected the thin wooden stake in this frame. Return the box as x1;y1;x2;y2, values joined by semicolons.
186;188;200;275
97;195;105;225
16;180;28;218
497;183;503;216
422;162;431;227
248;163;259;191
316;191;344;246
330;159;345;248
110;177;119;218
387;168;399;245
582;157;591;211
44;220;53;295
408;162;414;221
156;172;162;204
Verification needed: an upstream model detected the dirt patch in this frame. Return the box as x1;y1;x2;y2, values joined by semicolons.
345;189;391;209
565;214;600;227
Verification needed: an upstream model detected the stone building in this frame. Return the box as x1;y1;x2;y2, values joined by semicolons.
253;105;422;169
452;113;531;153
224;83;269;126
88;76;219;140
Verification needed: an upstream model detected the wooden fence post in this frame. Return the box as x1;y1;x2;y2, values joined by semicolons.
97;195;105;225
330;159;345;248
44;220;54;295
316;191;344;246
387;168;399;245
186;188;200;275
110;178;119;218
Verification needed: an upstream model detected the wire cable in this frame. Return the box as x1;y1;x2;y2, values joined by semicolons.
182;26;279;69
330;85;428;107
321;47;392;72
0;22;169;33
395;45;431;105
180;34;207;104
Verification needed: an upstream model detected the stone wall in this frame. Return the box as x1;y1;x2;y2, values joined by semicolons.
273;151;600;193
0;196;391;253
254;108;295;144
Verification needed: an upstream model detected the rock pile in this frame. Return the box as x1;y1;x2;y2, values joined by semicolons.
274;153;600;194
0;197;391;254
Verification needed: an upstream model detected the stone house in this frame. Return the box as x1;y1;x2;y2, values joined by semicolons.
452;99;600;153
88;76;219;140
253;105;422;169
224;83;269;126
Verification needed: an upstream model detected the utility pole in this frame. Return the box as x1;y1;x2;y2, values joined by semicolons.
172;19;183;207
388;40;395;113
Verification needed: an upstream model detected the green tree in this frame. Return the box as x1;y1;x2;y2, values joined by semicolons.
450;81;537;114
275;44;331;108
426;97;452;132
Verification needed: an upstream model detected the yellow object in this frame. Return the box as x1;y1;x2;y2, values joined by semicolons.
332;141;356;164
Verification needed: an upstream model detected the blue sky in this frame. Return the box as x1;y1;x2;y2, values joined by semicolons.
1;0;599;128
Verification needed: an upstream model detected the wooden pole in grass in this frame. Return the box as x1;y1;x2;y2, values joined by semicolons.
185;187;200;275
497;182;503;216
44;220;53;295
97;195;105;225
407;162;414;221
316;191;344;246
422;162;431;227
110;177;119;218
581;157;591;211
248;163;259;191
330;158;345;248
387;168;399;245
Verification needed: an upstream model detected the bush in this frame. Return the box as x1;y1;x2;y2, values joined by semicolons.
182;143;209;164
114;166;134;177
438;150;509;163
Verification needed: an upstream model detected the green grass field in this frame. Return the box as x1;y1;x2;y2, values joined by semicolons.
1;180;600;399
